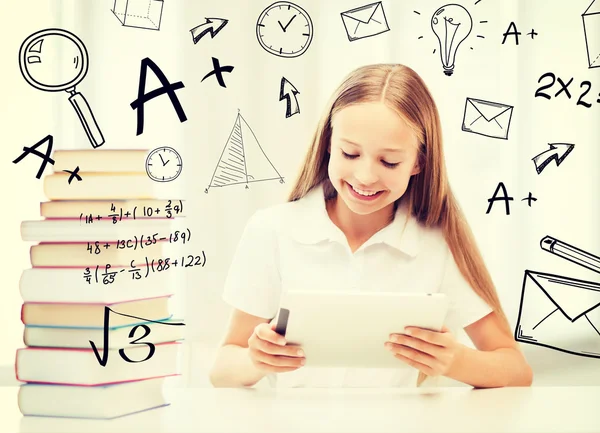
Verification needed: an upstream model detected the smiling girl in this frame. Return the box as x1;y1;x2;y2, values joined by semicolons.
209;63;533;388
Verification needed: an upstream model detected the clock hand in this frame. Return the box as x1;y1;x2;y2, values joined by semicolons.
278;20;286;32
159;154;165;165
282;14;297;32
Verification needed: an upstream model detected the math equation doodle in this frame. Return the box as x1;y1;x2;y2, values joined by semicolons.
205;110;284;192
90;306;185;367
84;252;207;285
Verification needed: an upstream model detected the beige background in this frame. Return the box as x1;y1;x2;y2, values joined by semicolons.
0;0;599;395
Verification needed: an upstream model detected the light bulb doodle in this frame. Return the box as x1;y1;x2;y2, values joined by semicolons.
431;4;473;76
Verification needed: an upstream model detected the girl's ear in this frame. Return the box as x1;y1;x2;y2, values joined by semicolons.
411;156;422;176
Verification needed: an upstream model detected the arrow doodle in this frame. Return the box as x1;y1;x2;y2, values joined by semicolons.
190;18;229;44
279;77;300;118
532;143;574;174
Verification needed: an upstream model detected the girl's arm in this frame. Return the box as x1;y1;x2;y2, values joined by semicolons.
209;309;270;387
447;312;533;387
387;312;533;388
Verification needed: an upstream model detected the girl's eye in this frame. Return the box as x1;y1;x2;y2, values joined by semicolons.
382;160;400;169
342;151;358;159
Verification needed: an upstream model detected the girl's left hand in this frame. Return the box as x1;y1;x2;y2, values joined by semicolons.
385;326;463;377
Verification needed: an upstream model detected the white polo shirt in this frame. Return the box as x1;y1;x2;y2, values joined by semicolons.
222;183;493;388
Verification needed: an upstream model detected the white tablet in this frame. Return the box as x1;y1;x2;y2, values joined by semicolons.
274;291;449;368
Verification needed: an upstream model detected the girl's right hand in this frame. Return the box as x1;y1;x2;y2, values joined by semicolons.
247;322;306;373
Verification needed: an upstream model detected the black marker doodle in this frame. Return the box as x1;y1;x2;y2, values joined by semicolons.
12;134;55;179
256;1;313;58
532;143;574;175
84;252;207;284
80;200;184;224
130;57;187;136
501;22;539;45
190;18;228;44
534;72;600;109
431;4;473;76
63;166;82;184
89;306;185;367
415;3;487;75
340;1;390;42
514;236;600;359
19;29;105;148
86;228;191;254
583;0;600;69
111;0;164;31
205;110;284;193
462;97;513;140
486;182;537;215
280;77;300;118
200;57;234;88
541;236;600;275
145;146;182;182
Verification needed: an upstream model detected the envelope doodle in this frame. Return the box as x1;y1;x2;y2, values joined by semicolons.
515;236;600;359
461;98;513;140
340;2;390;42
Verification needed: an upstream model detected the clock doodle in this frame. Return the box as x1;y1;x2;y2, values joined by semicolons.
256;1;314;58
146;146;183;182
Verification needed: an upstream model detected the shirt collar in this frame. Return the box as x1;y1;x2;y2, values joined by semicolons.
287;183;421;257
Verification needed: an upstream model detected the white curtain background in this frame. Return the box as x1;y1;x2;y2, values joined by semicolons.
1;0;598;387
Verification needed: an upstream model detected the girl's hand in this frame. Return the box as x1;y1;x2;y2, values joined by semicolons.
385;326;463;377
247;322;306;373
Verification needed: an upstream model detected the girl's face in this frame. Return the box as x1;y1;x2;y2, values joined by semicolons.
328;102;421;216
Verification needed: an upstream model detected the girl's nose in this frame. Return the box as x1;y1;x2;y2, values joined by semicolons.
354;161;378;186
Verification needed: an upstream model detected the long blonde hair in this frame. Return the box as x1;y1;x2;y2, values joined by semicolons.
287;64;512;386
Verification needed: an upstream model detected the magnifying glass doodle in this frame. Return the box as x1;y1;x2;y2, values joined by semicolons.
19;28;105;148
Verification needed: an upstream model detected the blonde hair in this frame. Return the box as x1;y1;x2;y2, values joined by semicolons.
287;64;512;386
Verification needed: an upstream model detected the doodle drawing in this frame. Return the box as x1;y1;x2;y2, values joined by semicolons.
582;0;600;69
19;29;105;148
532;143;574;175
431;4;473;76
190;18;229;44
280;77;300;118
461;97;513;140
515;236;600;359
112;0;164;31
340;2;390;42
205;111;284;192
256;1;313;58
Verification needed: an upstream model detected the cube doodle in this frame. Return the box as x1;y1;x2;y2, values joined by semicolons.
112;0;164;31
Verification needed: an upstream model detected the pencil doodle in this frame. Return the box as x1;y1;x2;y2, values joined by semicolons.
256;1;313;58
514;236;600;359
414;4;487;76
201;57;234;88
532;143;574;175
583;0;600;69
280;77;300;118
340;2;390;42
111;0;164;31
462;97;513;140
541;236;600;275
19;29;105;148
12;134;55;180
205;110;284;193
190;18;228;44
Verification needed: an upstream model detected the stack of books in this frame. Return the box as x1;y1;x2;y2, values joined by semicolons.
16;149;187;419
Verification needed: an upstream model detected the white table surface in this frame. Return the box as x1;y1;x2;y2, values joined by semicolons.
1;385;599;433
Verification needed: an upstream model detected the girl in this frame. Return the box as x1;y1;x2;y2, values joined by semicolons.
209;64;533;389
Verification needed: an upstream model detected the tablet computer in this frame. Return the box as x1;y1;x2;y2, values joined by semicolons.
274;291;449;368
